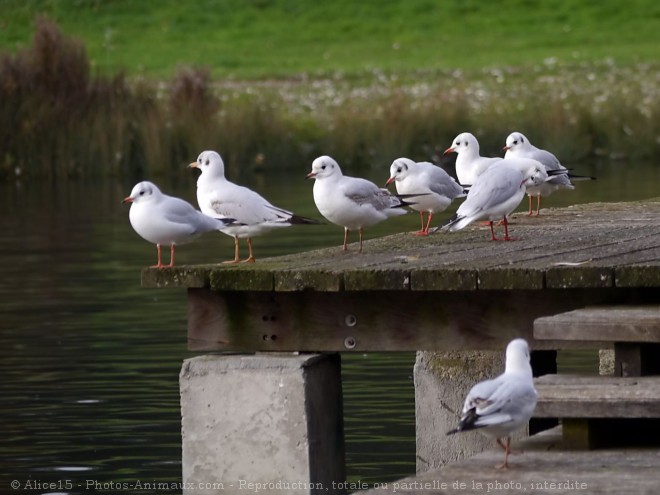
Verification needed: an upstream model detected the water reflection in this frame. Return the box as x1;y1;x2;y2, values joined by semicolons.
1;159;657;492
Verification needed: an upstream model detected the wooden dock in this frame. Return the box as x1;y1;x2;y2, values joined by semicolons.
143;200;660;353
141;199;660;494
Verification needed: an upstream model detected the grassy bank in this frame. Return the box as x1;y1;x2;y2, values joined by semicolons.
1;17;658;180
2;0;659;78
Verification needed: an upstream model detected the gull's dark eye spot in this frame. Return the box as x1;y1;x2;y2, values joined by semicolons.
321;164;326;170
397;167;402;173
205;159;210;165
513;140;518;145
455;141;460;146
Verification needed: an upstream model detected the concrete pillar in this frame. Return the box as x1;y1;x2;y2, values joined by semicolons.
414;349;528;473
180;353;345;494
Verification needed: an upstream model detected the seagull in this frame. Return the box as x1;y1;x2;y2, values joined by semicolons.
503;131;594;216
444;132;503;187
190;150;320;263
307;155;411;253
123;181;237;268
434;158;547;241
447;338;538;469
385;157;466;236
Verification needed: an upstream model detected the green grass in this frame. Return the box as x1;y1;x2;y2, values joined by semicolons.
1;0;659;78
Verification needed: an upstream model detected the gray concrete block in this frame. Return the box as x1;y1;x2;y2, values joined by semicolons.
180;353;345;494
415;349;528;473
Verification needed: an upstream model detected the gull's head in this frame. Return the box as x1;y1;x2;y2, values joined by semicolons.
503;132;529;153
505;338;532;373
386;157;414;186
189;150;225;178
445;132;479;156
123;181;161;204
307;155;341;180
523;160;548;188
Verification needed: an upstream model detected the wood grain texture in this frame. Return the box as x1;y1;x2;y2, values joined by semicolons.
534;374;660;418
142;201;660;292
534;306;660;342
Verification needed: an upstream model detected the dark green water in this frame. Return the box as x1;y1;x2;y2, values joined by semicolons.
0;158;654;492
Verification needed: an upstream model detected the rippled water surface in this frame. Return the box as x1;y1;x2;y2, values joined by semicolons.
1;159;656;492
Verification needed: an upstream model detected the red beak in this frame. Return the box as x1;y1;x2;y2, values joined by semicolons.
443;147;455;156
385;177;395;187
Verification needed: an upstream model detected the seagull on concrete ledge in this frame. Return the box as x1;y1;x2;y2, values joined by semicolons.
447;338;538;469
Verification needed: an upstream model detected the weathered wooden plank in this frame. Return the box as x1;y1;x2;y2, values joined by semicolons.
209;268;274;291
545;266;614;289
185;287;636;352
140;201;660;292
534;374;660;418
477;267;544;290
534;306;660;342
344;269;411;291
356;427;660;495
616;264;660;287
274;269;343;291
141;265;211;288
410;269;477;291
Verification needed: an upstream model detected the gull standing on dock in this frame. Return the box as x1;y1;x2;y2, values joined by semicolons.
190;150;320;263
385;157;466;236
503;131;594;216
307;155;410;253
447;338;538;469
123;181;237;268
435;159;547;241
444;132;503;186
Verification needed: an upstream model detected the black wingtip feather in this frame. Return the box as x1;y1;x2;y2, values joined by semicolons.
446;407;480;435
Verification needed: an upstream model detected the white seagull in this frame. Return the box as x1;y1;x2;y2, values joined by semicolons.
307;155;410;253
385;157;466;236
444;132;502;186
447;338;538;469
190;150;320;263
503;131;594;216
123;181;237;268
436;159;547;241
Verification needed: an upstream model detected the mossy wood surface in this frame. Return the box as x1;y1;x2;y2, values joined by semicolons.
141;201;660;352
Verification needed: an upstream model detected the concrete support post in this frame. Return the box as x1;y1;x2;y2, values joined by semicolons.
180;353;345;494
414;349;528;473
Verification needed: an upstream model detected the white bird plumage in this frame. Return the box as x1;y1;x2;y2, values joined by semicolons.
385;157;466;235
190;150;319;263
307;155;409;253
444;132;502;186
437;158;547;241
447;338;538;469
123;180;236;268
503;131;593;216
